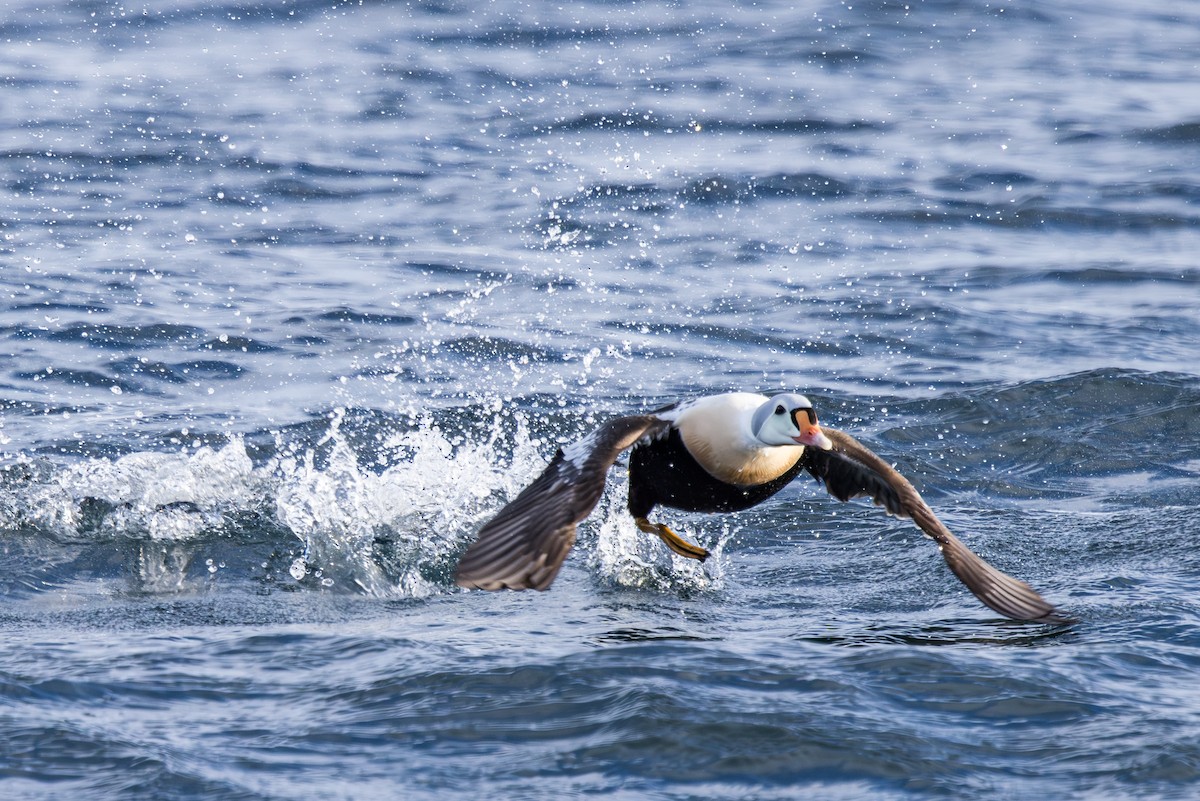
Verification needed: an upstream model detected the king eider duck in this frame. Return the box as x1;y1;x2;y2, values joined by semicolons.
454;391;1067;623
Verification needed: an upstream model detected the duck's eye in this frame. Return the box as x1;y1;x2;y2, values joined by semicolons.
774;405;785;414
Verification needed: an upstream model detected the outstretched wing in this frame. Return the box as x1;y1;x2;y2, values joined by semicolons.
455;414;670;591
802;428;1070;624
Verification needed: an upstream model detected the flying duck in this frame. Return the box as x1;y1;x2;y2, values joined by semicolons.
454;392;1067;623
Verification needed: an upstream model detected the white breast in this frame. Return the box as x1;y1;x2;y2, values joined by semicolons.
668;393;805;486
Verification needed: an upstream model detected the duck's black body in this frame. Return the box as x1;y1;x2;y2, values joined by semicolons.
628;427;807;516
454;391;1069;624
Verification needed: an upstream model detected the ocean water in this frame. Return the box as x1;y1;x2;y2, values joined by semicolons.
3;0;1200;798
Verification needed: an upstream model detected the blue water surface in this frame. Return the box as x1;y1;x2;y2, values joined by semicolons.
3;1;1200;799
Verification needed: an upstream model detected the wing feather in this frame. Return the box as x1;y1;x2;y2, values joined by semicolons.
803;428;1071;624
455;414;669;591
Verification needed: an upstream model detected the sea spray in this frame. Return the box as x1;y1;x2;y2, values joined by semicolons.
1;408;731;597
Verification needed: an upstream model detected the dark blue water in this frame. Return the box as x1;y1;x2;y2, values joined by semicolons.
3;0;1200;798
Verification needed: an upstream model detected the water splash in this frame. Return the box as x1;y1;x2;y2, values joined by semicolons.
9;437;266;542
273;407;546;597
0;408;567;598
0;407;737;598
589;477;726;594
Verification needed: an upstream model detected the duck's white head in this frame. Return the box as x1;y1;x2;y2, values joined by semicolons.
751;392;834;450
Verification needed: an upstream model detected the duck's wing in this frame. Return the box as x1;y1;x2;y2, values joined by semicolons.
801;428;1070;624
455;414;671;591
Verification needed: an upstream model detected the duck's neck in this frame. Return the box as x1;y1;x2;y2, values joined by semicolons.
674;394;806;486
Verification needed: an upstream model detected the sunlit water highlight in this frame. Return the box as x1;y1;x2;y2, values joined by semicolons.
3;1;1200;799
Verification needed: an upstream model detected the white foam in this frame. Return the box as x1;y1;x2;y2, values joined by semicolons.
588;473;725;594
14;438;263;542
1;409;724;598
273;409;546;597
